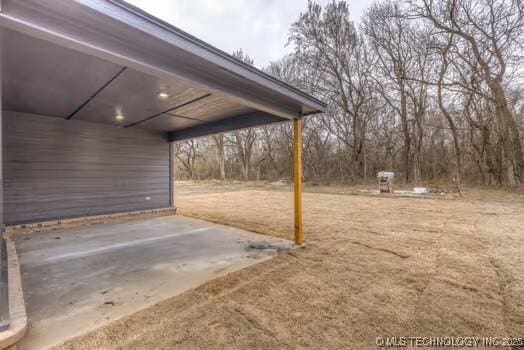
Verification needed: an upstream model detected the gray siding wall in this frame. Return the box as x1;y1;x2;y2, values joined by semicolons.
3;111;170;224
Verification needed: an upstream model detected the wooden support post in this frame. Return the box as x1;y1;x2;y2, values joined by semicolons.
169;142;176;208
293;117;303;245
0;32;9;331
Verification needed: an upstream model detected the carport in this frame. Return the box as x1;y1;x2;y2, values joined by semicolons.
0;0;326;346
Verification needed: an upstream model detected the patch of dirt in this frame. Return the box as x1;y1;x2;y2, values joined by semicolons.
57;183;523;349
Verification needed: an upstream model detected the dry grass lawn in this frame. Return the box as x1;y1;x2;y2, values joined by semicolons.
59;181;523;349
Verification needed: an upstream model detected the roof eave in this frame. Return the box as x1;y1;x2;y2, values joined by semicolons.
0;0;327;118
106;0;328;114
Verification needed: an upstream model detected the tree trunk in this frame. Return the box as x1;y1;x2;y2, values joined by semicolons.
491;82;523;185
217;146;226;181
242;162;249;181
400;86;411;183
212;134;226;181
219;156;226;181
438;86;462;186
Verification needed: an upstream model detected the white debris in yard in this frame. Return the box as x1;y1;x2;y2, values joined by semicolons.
413;187;428;194
270;180;291;186
394;190;417;195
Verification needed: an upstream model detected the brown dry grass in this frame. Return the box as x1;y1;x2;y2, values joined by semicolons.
59;182;523;349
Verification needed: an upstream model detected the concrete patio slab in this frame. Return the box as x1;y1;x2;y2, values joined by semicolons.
14;215;292;349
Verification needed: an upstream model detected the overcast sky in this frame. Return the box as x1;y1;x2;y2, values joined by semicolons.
126;0;373;68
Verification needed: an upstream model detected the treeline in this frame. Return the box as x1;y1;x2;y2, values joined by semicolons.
175;0;524;186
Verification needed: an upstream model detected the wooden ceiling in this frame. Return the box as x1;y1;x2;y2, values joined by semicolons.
1;29;255;134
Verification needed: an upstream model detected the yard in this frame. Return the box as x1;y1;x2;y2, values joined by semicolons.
59;181;523;349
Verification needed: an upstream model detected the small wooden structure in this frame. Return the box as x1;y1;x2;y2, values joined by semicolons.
377;171;394;193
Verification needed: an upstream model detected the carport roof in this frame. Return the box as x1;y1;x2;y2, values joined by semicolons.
0;0;326;140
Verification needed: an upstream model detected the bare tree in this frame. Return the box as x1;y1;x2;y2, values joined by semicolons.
229;129;257;180
211;134;227;180
175;139;201;179
290;1;376;181
363;1;432;183
173;0;524;187
409;0;524;184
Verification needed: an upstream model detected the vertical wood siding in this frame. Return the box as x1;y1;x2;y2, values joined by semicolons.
3;111;170;224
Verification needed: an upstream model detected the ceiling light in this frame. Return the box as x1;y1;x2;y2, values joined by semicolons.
158;92;169;99
115;113;124;121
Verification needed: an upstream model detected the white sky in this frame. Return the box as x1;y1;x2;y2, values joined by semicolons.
125;0;372;68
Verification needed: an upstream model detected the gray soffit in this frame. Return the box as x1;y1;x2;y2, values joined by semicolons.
0;0;327;124
1;28;264;134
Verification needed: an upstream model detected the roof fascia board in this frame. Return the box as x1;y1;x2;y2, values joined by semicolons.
104;0;326;113
169;112;286;142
